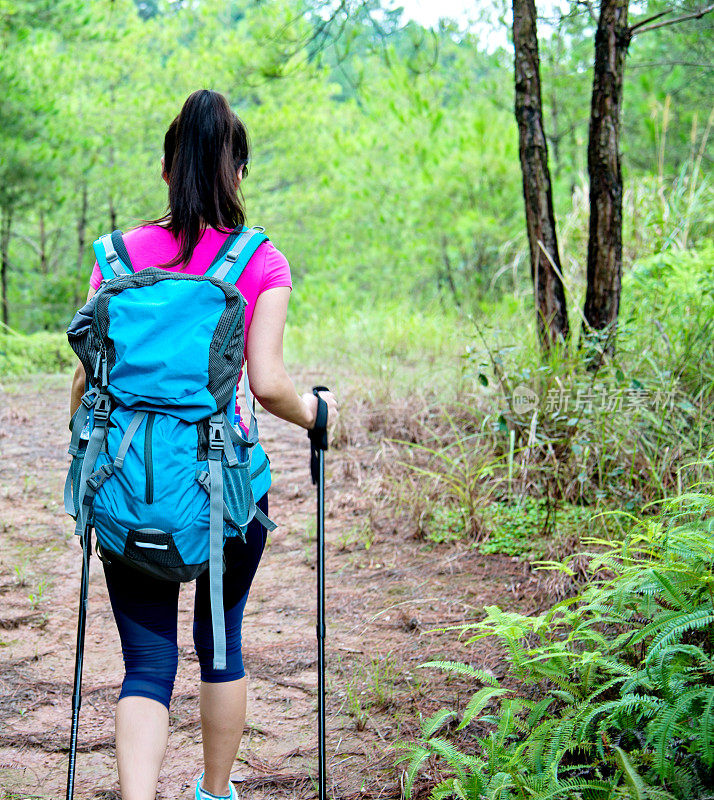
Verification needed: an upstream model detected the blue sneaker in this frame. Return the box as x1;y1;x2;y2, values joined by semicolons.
195;772;237;800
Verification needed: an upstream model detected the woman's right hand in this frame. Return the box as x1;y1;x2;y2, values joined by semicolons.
301;390;338;430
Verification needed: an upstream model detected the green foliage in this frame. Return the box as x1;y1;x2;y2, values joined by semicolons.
0;327;74;375
383;244;711;559
1;0;711;338
623;244;714;405
477;497;595;557
425;495;598;555
396;483;714;799
1;0;524;332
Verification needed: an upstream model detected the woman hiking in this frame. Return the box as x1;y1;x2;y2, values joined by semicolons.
69;88;337;800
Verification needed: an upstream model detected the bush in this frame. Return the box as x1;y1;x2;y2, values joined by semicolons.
396;478;714;799
387;247;714;550
0;329;74;376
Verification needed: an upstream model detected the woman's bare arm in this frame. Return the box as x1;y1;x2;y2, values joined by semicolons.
69;287;97;419
246;287;336;429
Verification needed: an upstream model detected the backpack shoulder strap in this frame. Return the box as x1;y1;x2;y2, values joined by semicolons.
204;225;268;285
93;230;135;279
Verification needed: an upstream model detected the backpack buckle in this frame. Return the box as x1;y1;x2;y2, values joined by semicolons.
224;250;238;263
94;394;111;422
81;388;99;409
196;470;210;491
208;419;225;451
86;464;113;493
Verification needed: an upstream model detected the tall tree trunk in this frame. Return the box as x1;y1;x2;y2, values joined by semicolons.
512;0;569;351
1;208;12;328
108;83;118;232
549;73;561;178
75;180;89;309
582;0;630;363
39;208;48;274
108;193;117;232
547;34;563;178
440;235;461;307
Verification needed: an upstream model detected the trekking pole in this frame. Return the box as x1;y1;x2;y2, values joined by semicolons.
308;386;330;800
66;522;91;800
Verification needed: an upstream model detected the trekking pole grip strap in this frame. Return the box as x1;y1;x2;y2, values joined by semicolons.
308;386;330;485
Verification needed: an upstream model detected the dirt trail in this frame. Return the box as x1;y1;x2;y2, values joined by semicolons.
0;374;536;800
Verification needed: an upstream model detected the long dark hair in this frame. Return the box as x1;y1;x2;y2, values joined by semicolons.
151;89;250;267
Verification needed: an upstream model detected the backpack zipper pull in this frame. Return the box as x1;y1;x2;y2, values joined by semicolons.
144;413;156;504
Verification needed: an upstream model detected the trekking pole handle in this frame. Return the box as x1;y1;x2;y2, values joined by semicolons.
309;386;330;450
308;386;330;485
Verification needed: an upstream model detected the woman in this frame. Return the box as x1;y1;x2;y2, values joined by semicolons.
69;89;337;800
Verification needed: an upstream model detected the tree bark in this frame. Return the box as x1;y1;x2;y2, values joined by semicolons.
1;208;12;328
39;208;48;274
512;0;569;350
582;0;630;362
440;235;461;307
75;180;88;309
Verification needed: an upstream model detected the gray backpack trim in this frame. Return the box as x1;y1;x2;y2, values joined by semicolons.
113;411;147;469
207;414;227;671
205;227;268;286
96;233;131;277
210;229;257;281
65;389;99;515
73;392;112;537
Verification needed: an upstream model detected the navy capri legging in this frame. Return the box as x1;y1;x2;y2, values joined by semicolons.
102;494;269;710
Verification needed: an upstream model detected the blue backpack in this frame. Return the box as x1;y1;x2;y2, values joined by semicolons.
64;225;276;670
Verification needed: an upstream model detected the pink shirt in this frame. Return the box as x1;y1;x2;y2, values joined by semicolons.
90;225;292;346
89;224;292;424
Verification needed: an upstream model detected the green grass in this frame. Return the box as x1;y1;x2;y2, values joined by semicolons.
477;498;596;557
425;498;599;559
284;298;468;396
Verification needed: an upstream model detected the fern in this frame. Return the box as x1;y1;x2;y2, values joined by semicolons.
613;745;647;800
699;686;714;767
527;696;557;728
399;744;430;799
649;688;701;777
457;687;512;731
527;717;560;774
395;486;714;800
429;779;460;800
650;569;695;612
426;736;476;779
533;777;612;799
645;609;714;661
422;708;458;738
417;660;500;686
484;771;513;800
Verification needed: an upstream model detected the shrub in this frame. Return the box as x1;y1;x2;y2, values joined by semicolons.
396;478;714;799
0;329;74;376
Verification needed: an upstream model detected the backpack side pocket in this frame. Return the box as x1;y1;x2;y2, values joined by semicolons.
196;454;256;542
250;443;271;503
222;456;256;539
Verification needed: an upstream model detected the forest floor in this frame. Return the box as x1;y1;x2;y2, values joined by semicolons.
0;373;543;800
